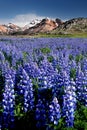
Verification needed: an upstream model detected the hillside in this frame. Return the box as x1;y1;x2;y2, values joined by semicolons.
23;18;61;34
0;17;87;36
52;17;87;34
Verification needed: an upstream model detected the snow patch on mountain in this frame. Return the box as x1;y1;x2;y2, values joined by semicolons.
23;19;42;30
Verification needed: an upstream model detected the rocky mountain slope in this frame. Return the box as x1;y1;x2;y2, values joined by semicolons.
0;25;8;34
23;18;62;34
0;23;22;34
52;17;87;34
0;17;87;35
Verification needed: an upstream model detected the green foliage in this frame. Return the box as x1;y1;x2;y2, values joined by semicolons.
55;118;66;130
23;51;28;61
32;78;39;90
16;59;23;68
56;65;61;72
15;109;36;129
74;102;87;130
38;55;44;63
70;68;76;80
75;54;83;64
40;47;51;54
69;54;74;61
48;118;77;130
83;107;87;120
15;103;24;118
3;51;12;66
32;78;39;102
47;55;54;62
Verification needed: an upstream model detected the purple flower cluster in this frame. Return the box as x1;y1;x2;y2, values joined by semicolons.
0;37;87;129
35;98;47;128
63;72;76;127
17;68;34;112
49;97;61;125
2;69;15;129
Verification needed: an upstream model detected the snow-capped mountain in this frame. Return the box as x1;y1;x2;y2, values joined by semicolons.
23;17;60;34
0;23;22;34
23;19;41;30
0;17;87;35
0;18;63;35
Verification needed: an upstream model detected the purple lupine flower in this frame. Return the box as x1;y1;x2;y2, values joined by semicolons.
17;68;34;112
35;98;47;129
63;71;76;127
83;70;87;106
24;62;41;78
49;97;61;125
52;72;64;100
38;59;56;90
76;67;84;102
2;70;15;129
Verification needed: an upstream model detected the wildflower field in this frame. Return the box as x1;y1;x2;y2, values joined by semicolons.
0;37;87;130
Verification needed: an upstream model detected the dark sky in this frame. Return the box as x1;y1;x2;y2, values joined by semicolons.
0;0;87;26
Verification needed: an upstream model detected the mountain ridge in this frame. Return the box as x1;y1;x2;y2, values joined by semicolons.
23;18;61;34
52;17;87;34
0;17;87;35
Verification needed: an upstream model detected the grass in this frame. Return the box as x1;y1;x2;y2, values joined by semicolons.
17;33;87;38
34;33;87;38
0;32;87;38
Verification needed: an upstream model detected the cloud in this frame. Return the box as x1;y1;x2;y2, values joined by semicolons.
12;13;45;27
0;13;45;27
